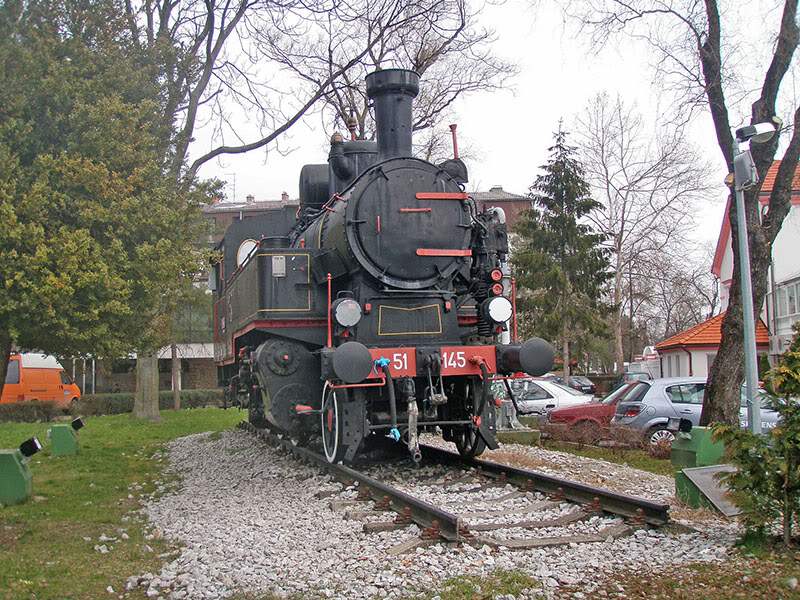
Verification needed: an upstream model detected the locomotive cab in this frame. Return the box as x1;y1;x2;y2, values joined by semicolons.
214;68;554;463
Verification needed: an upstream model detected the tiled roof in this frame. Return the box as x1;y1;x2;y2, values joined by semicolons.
760;161;800;193
655;312;769;351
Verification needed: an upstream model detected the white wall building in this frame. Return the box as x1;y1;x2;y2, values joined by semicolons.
711;161;800;360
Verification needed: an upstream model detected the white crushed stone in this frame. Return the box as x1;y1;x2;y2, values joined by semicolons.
129;429;741;599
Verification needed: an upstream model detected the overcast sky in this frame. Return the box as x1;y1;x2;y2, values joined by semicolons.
196;0;737;244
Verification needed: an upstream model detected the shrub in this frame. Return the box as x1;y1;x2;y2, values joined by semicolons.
647;437;673;460
0;389;226;419
713;392;800;547
0;400;61;423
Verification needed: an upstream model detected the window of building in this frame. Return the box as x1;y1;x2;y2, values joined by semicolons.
778;280;800;317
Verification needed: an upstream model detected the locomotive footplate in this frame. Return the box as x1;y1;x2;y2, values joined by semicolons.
363;345;500;379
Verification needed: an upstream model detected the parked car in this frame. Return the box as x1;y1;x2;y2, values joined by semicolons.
546;374;597;395
2;353;81;411
549;382;643;426
612;371;653;390
503;377;594;416
610;377;782;445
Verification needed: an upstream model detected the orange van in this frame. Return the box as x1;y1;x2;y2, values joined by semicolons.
2;353;81;410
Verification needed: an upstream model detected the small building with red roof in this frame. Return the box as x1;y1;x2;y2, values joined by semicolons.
711;161;800;360
654;312;769;378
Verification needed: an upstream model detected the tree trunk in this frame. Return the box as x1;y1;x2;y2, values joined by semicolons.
702;190;771;426
132;353;163;422
0;326;12;400
613;262;624;373
562;320;570;382
171;343;180;411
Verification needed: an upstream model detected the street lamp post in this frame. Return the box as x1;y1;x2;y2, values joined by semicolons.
731;122;777;435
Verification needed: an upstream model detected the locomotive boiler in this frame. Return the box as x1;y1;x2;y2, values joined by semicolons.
213;68;554;463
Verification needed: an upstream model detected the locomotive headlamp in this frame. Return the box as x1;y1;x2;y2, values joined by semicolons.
331;298;362;328
481;296;513;324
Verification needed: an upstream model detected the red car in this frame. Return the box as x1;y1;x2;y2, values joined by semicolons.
547;383;645;439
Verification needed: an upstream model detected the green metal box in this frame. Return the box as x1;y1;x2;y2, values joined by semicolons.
671;426;725;508
50;424;78;456
670;426;724;469
0;449;33;506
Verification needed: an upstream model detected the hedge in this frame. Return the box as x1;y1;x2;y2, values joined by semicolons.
0;388;225;422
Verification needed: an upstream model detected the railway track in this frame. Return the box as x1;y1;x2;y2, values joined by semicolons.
238;421;671;555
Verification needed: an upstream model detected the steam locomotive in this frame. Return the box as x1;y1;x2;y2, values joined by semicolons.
212;69;554;463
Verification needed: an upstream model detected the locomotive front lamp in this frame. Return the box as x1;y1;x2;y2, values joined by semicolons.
481;296;513;324
731;118;779;435
331;298;362;328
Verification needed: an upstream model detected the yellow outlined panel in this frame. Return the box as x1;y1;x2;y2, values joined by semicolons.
378;303;442;336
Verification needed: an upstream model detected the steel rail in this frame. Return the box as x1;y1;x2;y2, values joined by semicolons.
239;422;461;541
420;444;670;526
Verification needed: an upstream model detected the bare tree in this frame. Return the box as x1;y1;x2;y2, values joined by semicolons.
575;92;716;370
564;0;800;426
271;0;519;162
634;249;720;343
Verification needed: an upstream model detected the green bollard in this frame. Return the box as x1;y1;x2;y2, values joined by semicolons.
49;424;79;456
0;437;42;506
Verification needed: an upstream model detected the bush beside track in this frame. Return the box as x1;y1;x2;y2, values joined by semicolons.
0;388;225;422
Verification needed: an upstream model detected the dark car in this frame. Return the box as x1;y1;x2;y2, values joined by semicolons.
547;374;597;395
611;371;653;391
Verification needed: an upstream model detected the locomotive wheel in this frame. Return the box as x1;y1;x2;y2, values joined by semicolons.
454;379;486;459
453;427;486;459
321;382;346;463
248;394;268;429
291;430;312;447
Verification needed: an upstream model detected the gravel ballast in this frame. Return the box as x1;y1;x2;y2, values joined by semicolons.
130;429;741;599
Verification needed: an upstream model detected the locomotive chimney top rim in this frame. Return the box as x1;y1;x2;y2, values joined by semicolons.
365;69;420;98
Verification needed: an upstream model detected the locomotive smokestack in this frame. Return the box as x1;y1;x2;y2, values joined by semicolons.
366;69;419;161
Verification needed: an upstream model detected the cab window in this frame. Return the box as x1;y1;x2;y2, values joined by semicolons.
667;383;705;404
59;371;71;385
5;359;19;384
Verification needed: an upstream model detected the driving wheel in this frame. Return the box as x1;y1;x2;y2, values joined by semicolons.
453;427;486;459
454;379;487;458
321;382;346;463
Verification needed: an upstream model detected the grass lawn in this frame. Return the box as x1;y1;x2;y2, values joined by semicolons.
1;408;798;600
0;407;242;599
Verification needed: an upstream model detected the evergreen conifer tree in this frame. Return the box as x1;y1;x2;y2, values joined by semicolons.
512;124;614;379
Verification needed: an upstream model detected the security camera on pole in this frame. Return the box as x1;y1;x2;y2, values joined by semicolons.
728;121;779;434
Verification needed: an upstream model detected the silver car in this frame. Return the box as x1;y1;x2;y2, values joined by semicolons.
610;377;782;445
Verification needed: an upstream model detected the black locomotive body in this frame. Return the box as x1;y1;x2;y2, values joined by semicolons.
213;69;554;463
